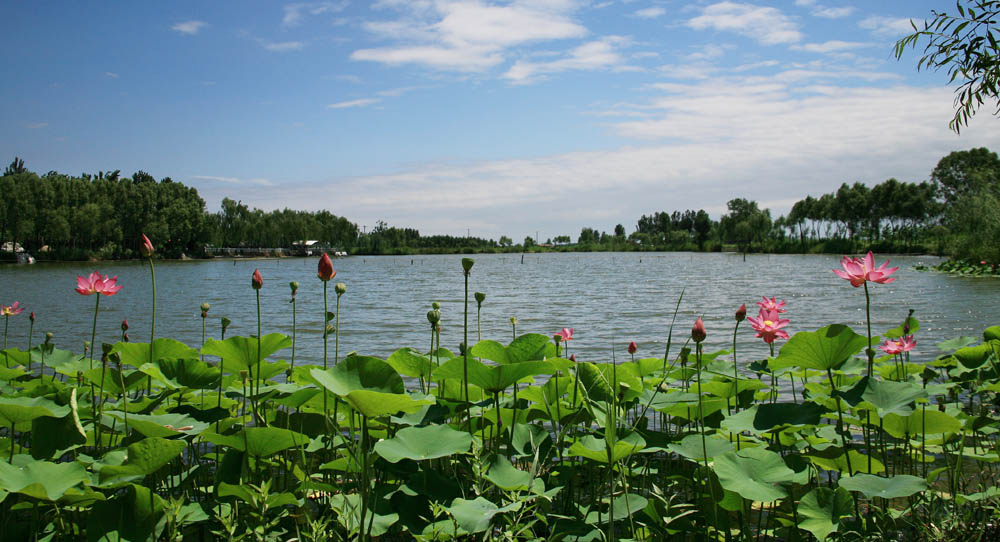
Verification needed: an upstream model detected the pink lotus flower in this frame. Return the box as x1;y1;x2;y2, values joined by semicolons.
756;296;786;313
691;317;706;343
555;327;573;342
627;341;638;355
75;272;123;296
1;302;24;316
833;251;899;288
735;303;747;322
746;309;790;344
318;253;336;281
140;233;154;257
880;335;916;355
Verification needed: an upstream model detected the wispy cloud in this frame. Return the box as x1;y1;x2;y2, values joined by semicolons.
171;20;208;35
688;2;803;45
104;72;119;79
504;36;630;84
351;1;588;72
326;98;380;109
860;16;915;36
634;7;666;19
192;175;273;186
792;40;871;54
262;41;304;52
814;7;853;19
26;122;48;129
282;1;349;26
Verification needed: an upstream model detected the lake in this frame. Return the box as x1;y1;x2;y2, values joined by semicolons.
0;252;995;367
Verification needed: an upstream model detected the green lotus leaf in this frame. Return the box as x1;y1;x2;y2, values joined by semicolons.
0;396;69;427
0;459;88;501
985;326;1000;342
884;317;920;339
88;483;168;542
433;357;556;393
954;344;992;368
805;449;885;475
310;354;403;397
386;348;434;379
83;367;147;396
797;486;853;541
506;334;555;363
838;473;926;499
200;333;291;374
374;424;472;463
139;358;221;390
714;447;796;503
99;437;187;486
723;402;826;435
667;433;734;462
569;432;645;464
772;324;868;371
577;361;642;403
609;493;648;521
485;455;534;491
470;340;510;364
109;412;208;438
31;413;86;459
446;496;519;534
112;338;200;367
859;379;926;418
330;493;399;537
882;409;961;438
342;390;432;418
937;336;978;351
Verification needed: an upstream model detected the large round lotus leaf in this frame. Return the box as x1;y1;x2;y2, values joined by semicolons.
110;412;208;438
771;324;868;371
485;455;533;491
330;493;399;537
838;473;926;499
199;333;291;374
433;357;556;393
954;345;992;368
985;326;1000;342
722;402;826;435
667;433;734;462
343;390;432;418
577;362;642;403
243;427;309;457
937;336;978;351
797;486;853;541
0;459;88;501
609;493;648;521
140;358;221;390
445;496;519;535
113;338;200;367
859;379;926;418
386;348;434;379
714;447;796;503
506;334;555;362
374;424;472;463
88;483;168;542
311;354;403;397
470;340;510;364
569;432;645;464
98;437;187;486
0;396;69;427
882;410;961;438
805;450;884;475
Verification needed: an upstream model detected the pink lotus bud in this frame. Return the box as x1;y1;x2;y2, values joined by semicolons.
121;319;129;331
736;303;747;322
627;341;638;355
569;354;577;362
140;234;155;257
29;312;35;323
124;333;130;342
252;269;263;290
691;317;706;343
318;253;336;281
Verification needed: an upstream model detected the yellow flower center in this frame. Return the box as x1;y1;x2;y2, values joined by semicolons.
763;320;774;327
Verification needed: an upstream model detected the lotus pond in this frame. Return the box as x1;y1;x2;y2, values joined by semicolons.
0;251;999;541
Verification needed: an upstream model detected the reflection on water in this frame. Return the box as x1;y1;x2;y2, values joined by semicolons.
0;253;995;367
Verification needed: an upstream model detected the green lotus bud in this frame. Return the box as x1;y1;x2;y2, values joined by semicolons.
239;370;249;382
84;341;90;354
509;316;517;325
459;342;467;355
289;281;299;294
335;282;347;295
474;292;486;305
221;317;232;333
201;302;211;312
427;310;440;325
985;325;1000;342
325;324;336;337
45;331;53;344
102;342;113;355
461;257;474;275
432;301;441;310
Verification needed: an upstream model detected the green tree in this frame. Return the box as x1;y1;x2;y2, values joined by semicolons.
930;147;1000;204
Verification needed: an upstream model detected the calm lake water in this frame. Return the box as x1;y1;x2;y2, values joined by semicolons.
0;253;996;366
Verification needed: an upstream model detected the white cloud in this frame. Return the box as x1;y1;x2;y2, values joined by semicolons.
792;40;870;54
326;98;380;109
192;175;273;186
263;41;305;52
504;36;629;83
860;16;915;36
104;72;119;79
282;2;349;26
687;2;803;45
351;0;588;72
171;20;208;35
813;7;853;19
635;7;666;19
26;122;48;129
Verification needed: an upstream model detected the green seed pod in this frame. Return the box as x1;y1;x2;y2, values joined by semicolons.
427;310;441;325
474;292;486;305
461;257;474;274
289;281;299;294
509;316;517;326
432;301;441;310
335;282;347;295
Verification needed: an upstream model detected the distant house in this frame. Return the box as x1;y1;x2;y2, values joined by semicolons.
1;242;24;253
292;240;328;256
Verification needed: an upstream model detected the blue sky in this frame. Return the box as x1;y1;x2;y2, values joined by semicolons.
4;1;1000;242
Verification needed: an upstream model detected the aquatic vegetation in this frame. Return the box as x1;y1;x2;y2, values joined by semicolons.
0;251;998;541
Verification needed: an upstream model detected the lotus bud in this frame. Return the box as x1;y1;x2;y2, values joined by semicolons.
335;282;347;295
680;347;690;363
553;333;562;344
201;302;210;318
44;332;53;344
427;310;441;325
736;303;747;322
474;292;486;305
318;253;336;282
325;324;336;337
461;257;474;275
509;316;517;326
432;302;441;310
289;281;299;295
84;341;90;354
140;233;155;257
29;312;35;323
627;341;638;355
102;342;113;355
692;317;706;343
239;370;249;382
459;342;467;356
569;354;577;362
124;333;130;342
251;269;263;290
121;319;129;332
221;317;232;334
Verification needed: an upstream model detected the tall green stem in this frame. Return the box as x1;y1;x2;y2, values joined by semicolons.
89;296;100;369
323;282;329;418
463;269;471;431
253;288;262;425
147;257;157;395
